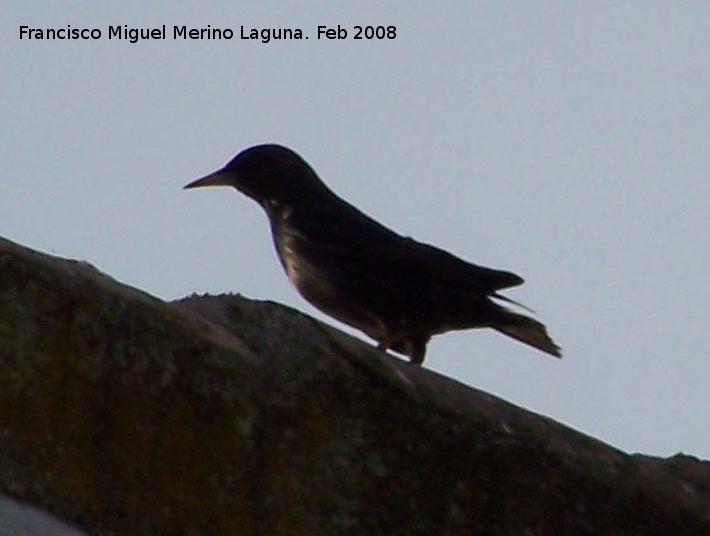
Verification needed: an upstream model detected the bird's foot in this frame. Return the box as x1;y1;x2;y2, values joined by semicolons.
377;335;427;366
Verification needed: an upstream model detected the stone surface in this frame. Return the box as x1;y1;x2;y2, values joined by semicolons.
1;236;708;535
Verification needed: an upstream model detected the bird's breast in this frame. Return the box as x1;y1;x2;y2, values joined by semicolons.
271;217;320;294
273;230;332;302
270;216;386;337
270;211;304;283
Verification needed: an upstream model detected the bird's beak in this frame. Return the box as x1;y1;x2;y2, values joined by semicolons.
183;170;235;190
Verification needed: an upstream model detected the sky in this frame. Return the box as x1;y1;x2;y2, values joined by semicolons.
3;2;708;460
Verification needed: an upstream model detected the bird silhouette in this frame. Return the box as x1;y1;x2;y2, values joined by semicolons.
184;144;561;364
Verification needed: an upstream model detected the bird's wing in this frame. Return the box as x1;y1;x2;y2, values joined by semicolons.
400;238;524;292
289;201;524;294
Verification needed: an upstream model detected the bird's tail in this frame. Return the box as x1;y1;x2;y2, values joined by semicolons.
493;307;562;358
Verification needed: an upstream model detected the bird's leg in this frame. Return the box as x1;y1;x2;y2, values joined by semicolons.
377;339;392;353
409;347;425;366
405;336;429;366
378;333;429;365
377;332;398;355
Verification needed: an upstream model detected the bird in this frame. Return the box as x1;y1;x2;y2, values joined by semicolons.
184;144;561;364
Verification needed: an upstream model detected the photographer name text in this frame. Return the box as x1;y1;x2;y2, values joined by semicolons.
19;24;397;44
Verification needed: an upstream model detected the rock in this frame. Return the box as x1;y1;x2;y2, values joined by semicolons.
1;236;708;535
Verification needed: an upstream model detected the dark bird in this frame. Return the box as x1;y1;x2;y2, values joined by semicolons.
184;144;561;364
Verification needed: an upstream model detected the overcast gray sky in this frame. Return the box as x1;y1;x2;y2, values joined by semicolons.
3;2;709;460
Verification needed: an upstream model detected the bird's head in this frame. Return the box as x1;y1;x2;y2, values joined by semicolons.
184;144;328;206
